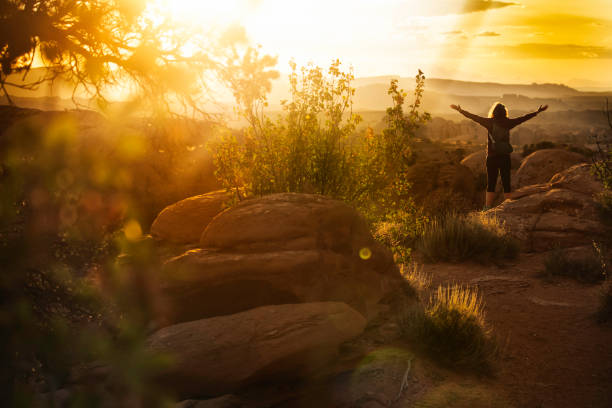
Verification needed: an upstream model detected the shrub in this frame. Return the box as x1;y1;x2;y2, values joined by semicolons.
373;208;429;265
522;140;555;156
211;61;430;220
543;244;607;283
398;284;497;372
417;212;519;263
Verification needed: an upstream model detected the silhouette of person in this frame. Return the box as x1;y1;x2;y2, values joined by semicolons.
450;102;548;209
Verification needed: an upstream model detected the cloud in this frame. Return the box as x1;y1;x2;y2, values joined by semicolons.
396;1;518;17
444;30;464;35
461;1;517;14
499;43;612;59
478;31;501;37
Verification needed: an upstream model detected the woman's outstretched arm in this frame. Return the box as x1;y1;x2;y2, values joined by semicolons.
509;105;548;128
450;104;490;128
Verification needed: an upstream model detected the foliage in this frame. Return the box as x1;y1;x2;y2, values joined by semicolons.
373;208;429;265
398;284;497;372
521;140;555;156
0;0;277;115
417;212;519;263
543;244;608;284
211;62;430;221
0;111;175;406
521;140;592;158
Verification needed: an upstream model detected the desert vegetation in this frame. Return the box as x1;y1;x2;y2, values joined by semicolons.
2;1;612;407
417;213;519;263
398;284;497;372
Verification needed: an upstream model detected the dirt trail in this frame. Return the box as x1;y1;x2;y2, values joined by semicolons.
423;252;612;408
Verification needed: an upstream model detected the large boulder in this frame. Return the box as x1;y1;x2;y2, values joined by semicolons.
515;149;586;188
485;165;608;251
159;194;399;325
151;190;230;244
147;302;366;398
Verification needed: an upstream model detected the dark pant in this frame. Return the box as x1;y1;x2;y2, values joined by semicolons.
486;154;511;193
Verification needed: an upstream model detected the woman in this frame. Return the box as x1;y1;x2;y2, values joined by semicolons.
450;102;548;209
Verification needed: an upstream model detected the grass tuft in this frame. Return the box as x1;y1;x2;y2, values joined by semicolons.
400;263;431;296
417;212;519;263
398;284;497;372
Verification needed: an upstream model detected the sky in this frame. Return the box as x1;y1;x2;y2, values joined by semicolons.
163;0;612;89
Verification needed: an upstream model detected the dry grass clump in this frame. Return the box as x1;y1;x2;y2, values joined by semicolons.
417;212;519;263
398;284;497;372
400;263;432;298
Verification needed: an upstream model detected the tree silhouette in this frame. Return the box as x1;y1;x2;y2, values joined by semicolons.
0;0;276;114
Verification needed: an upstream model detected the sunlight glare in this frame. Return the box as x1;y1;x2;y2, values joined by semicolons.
156;0;247;27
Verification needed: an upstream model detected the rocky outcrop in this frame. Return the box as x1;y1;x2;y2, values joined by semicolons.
486;164;608;251
515;149;586;188
159;193;399;325
151;190;230;244
147;302;366;398
405;162;476;200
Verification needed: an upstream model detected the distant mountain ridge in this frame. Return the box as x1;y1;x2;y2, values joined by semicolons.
352;76;581;98
3;68;610;115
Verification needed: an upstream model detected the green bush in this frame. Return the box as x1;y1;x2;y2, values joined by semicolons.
417;213;519;263
398;284;497;372
373;208;429;265
211;61;430;219
543;245;607;284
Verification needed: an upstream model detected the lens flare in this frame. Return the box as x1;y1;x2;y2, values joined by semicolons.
359;247;372;260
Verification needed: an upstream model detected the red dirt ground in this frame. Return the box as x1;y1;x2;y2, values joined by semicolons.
423;251;612;408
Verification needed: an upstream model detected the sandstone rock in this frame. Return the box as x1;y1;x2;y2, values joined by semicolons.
151;190;230;244
200;193;384;255
550;163;602;196
147;302;366;398
515;149;586;188
160;246;398;324
486;166;608;251
405;162;476;201
157;194;399;324
175;395;245;408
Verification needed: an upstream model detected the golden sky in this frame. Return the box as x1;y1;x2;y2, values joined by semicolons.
163;0;612;89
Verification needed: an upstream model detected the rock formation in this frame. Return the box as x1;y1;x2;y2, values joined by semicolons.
159;193;399;325
486;164;608;251
151;190;231;244
147;302;366;398
514;149;586;188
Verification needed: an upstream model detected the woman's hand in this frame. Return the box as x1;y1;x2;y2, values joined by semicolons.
450;104;461;111
537;104;548;113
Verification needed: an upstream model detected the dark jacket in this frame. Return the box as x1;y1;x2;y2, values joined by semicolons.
458;109;537;156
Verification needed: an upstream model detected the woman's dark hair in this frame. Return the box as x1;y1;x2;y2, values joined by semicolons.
488;102;508;119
